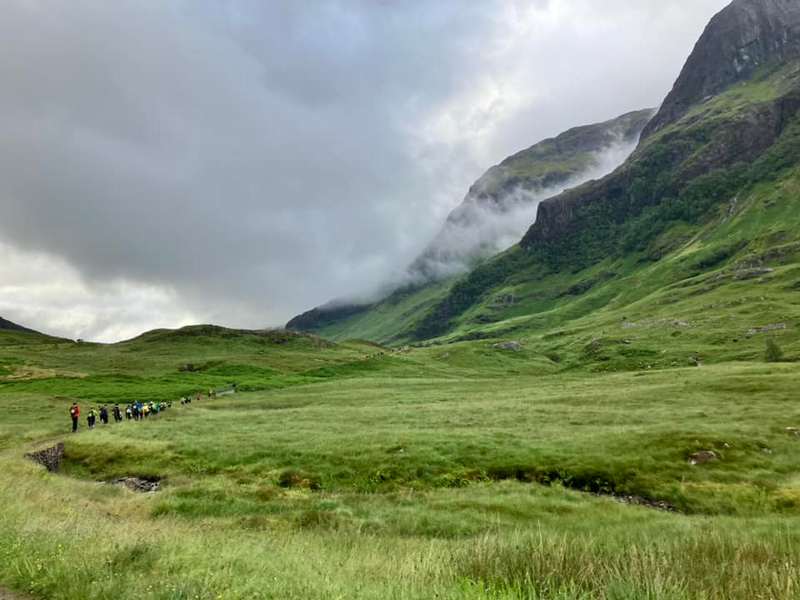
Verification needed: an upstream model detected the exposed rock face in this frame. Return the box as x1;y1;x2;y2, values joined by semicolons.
113;477;161;493
25;443;65;472
689;450;719;466
492;341;523;352
644;0;800;137
525;86;800;248
522;0;800;253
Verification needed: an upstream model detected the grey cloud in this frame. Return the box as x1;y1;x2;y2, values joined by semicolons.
0;0;730;340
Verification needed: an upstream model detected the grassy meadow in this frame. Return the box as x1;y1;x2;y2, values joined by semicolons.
1;322;800;599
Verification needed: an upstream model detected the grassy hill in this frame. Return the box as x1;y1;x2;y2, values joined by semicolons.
2;323;800;598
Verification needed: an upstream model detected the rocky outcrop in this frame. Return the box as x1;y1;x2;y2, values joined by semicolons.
25;443;64;472
113;477;161;493
522;0;800;251
644;0;800;137
524;85;800;249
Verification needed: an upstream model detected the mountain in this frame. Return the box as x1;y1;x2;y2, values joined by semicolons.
0;316;41;335
405;0;800;342
643;0;800;137
293;0;800;356
287;108;655;342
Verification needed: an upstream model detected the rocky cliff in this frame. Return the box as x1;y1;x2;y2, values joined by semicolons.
644;0;800;136
522;0;800;254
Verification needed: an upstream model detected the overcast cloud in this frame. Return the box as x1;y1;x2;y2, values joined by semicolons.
0;0;729;342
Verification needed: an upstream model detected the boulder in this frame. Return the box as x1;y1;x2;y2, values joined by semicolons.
689;450;718;466
493;341;523;352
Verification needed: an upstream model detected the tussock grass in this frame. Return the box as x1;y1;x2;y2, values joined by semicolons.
2;328;800;597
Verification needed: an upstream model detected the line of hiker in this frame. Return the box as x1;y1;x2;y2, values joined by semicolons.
69;401;171;432
68;385;236;433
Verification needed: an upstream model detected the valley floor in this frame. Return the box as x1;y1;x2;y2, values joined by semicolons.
1;348;800;599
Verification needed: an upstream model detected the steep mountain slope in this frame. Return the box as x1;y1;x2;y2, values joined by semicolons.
643;0;800;136
410;109;654;280
296;0;800;364
288;109;654;343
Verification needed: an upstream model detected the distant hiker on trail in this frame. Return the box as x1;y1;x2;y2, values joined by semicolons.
69;402;80;433
125;405;133;420
113;404;122;423
87;408;96;429
99;405;109;425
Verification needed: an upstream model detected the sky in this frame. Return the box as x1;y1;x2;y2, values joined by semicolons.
0;0;731;342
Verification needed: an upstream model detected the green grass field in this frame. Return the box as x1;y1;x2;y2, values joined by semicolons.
1;324;800;599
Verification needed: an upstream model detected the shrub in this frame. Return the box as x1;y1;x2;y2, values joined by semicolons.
765;338;784;363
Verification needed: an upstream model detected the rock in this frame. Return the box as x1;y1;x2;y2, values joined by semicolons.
786;427;800;437
113;477;161;493
493;341;523;352
746;323;787;337
643;0;800;136
25;443;64;472
521;0;800;253
689;450;718;466
613;495;677;512
734;267;774;280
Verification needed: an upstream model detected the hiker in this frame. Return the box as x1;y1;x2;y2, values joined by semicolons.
125;404;133;420
87;408;96;429
113;404;122;423
69;402;80;433
99;405;109;425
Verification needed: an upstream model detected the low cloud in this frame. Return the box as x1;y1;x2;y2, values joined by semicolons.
406;136;643;284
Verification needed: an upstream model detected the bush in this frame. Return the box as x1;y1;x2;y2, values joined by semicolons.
765;338;784;363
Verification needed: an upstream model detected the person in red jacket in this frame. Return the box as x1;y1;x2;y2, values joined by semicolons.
69;402;80;433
